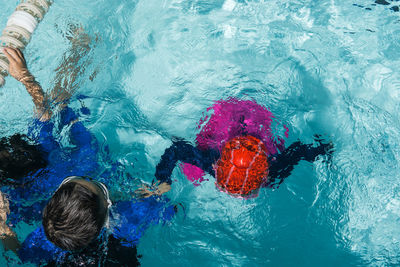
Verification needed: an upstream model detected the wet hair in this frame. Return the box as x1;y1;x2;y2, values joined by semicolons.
0;134;47;186
42;182;106;251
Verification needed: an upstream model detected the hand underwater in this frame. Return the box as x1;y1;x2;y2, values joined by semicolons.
135;182;171;198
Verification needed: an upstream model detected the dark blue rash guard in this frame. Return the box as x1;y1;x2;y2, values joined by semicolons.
155;139;333;187
0;107;175;265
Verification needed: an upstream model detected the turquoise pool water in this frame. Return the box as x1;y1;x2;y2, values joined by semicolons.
1;0;400;266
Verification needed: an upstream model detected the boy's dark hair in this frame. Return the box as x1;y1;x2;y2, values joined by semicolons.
0;134;47;186
42;182;105;251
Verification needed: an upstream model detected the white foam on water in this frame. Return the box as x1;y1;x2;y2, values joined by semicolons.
222;0;236;12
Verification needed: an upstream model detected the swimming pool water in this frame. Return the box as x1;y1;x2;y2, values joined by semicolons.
1;0;400;266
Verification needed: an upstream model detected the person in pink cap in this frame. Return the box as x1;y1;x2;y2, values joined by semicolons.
138;98;332;199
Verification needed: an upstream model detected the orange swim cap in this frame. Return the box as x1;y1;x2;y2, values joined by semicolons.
215;136;269;198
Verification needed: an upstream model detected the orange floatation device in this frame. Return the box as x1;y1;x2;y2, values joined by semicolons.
215;136;269;198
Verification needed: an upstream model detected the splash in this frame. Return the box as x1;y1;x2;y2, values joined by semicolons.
182;98;288;185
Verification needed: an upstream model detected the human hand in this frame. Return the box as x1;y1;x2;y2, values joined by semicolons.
0;192;19;251
0;191;12;238
2;47;30;82
135;182;171;198
0;191;10;223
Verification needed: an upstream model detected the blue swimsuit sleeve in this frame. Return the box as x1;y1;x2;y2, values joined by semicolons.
155;140;220;184
59;107;99;171
111;196;176;247
7;199;46;226
18;226;65;264
59;107;96;150
28;119;58;153
28;107;97;157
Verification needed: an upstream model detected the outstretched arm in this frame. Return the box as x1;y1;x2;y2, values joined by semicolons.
3;47;51;121
49;26;93;109
155;140;219;183
266;140;333;187
0;191;20;252
136;140;219;198
3;29;93;121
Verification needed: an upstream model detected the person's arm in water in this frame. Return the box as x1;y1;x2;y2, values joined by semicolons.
5;30;95;147
0;191;20;252
141;137;332;196
137;140;220;198
3;27;93;122
265;139;333;187
3;47;51;121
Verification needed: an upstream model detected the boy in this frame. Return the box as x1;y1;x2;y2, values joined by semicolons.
0;47;174;266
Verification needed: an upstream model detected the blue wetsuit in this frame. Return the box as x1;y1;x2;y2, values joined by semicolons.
1;107;175;265
18;196;175;265
2;107;98;226
155;139;333;187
